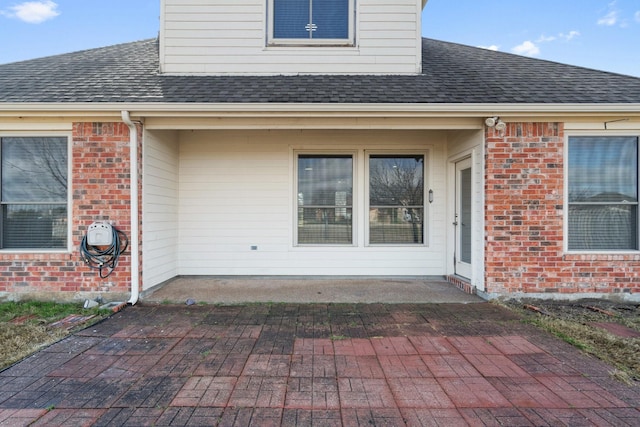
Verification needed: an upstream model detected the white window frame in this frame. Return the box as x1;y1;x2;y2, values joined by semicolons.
564;132;640;253
293;150;357;247
267;0;356;47
365;150;428;247
292;148;431;248
0;132;72;253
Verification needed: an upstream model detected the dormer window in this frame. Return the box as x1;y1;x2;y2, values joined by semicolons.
268;0;355;46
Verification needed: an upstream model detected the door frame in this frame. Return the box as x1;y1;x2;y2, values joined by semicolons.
454;157;473;279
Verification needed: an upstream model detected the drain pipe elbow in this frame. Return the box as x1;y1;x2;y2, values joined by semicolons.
121;110;140;305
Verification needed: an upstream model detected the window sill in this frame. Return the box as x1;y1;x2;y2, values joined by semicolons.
265;43;357;51
0;249;70;254
563;252;640;261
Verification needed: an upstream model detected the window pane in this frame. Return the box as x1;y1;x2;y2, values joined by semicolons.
298;207;352;244
2;204;67;249
2;137;67;203
568;205;637;250
568;136;637;203
370;155;424;206
370;207;423;244
274;0;310;38
313;0;349;39
298;155;352;207
297;155;352;244
459;167;472;263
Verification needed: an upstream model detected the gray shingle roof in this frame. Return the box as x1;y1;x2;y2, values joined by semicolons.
1;38;639;104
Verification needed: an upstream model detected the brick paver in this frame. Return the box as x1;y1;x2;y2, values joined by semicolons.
1;303;639;426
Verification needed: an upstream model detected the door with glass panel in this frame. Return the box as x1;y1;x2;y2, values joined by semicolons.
454;158;472;278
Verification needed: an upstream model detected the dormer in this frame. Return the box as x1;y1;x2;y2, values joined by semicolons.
159;0;426;75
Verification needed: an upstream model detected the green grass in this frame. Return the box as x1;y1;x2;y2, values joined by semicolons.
0;301;111;370
500;301;640;384
0;301;86;323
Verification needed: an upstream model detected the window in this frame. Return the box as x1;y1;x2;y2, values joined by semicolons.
269;0;353;45
1;137;68;249
568;136;638;251
295;151;427;247
369;155;424;244
297;154;353;245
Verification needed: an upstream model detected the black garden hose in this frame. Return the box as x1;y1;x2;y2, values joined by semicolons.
80;225;129;278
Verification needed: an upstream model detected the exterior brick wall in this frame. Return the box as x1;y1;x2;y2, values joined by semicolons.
485;122;640;297
3;119;638;301
0;122;139;301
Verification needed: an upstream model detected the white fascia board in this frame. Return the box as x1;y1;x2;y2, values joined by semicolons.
0;102;639;118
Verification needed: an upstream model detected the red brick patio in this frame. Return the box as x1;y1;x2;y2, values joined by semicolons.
0;303;638;426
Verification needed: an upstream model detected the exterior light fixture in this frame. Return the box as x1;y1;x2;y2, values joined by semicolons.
485;116;506;132
485;116;499;127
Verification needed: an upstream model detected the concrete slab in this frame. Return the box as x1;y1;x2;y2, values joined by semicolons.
141;276;483;304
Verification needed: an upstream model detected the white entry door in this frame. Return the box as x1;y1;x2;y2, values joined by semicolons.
454;158;472;279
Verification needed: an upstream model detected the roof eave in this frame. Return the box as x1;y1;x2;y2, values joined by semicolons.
0;102;639;118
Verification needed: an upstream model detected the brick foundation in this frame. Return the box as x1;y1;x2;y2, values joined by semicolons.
0;122;140;302
485;122;640;297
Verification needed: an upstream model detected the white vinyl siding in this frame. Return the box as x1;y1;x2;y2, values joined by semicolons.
160;0;422;75
176;130;446;276
143;130;180;289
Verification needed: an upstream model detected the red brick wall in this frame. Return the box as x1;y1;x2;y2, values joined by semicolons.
485;122;640;296
0;122;139;301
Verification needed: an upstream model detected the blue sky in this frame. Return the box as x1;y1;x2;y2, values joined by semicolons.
0;0;639;77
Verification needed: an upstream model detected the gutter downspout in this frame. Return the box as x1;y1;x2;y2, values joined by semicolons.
121;110;140;305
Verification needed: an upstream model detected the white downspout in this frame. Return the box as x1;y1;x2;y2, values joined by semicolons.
121;111;140;305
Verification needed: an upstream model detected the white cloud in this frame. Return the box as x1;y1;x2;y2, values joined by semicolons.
635;11;640;22
1;1;60;24
536;35;556;43
511;41;540;57
598;10;618;26
598;1;622;26
559;30;580;41
478;45;499;51
513;31;579;57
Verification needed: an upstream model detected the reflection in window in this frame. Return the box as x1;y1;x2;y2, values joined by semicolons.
369;155;424;244
568;136;638;250
297;155;353;244
1;137;68;249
